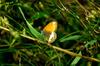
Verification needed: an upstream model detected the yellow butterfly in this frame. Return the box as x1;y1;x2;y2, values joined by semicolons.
43;21;58;43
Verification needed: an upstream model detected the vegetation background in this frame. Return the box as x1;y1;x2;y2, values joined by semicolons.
0;0;100;66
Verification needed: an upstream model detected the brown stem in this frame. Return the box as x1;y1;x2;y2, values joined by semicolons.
48;44;100;62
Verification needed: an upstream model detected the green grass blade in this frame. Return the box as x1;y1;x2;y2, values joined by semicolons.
60;35;81;42
70;51;81;65
59;31;80;41
18;7;45;41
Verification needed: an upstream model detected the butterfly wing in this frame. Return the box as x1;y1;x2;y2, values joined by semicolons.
43;21;58;43
48;32;57;43
43;21;57;33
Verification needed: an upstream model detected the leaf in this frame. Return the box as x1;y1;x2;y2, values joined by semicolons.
18;7;45;41
59;31;80;41
60;35;81;42
26;20;45;41
70;51;81;65
85;40;97;47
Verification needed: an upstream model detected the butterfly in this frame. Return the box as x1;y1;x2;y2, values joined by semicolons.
43;21;58;43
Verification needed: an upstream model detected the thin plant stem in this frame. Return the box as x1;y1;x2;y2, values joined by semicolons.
48;44;100;62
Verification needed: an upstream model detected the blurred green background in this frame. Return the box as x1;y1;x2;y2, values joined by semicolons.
0;0;100;66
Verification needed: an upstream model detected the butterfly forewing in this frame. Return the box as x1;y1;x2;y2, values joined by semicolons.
43;21;57;33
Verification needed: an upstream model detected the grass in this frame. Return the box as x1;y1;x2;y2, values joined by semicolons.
0;0;100;66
